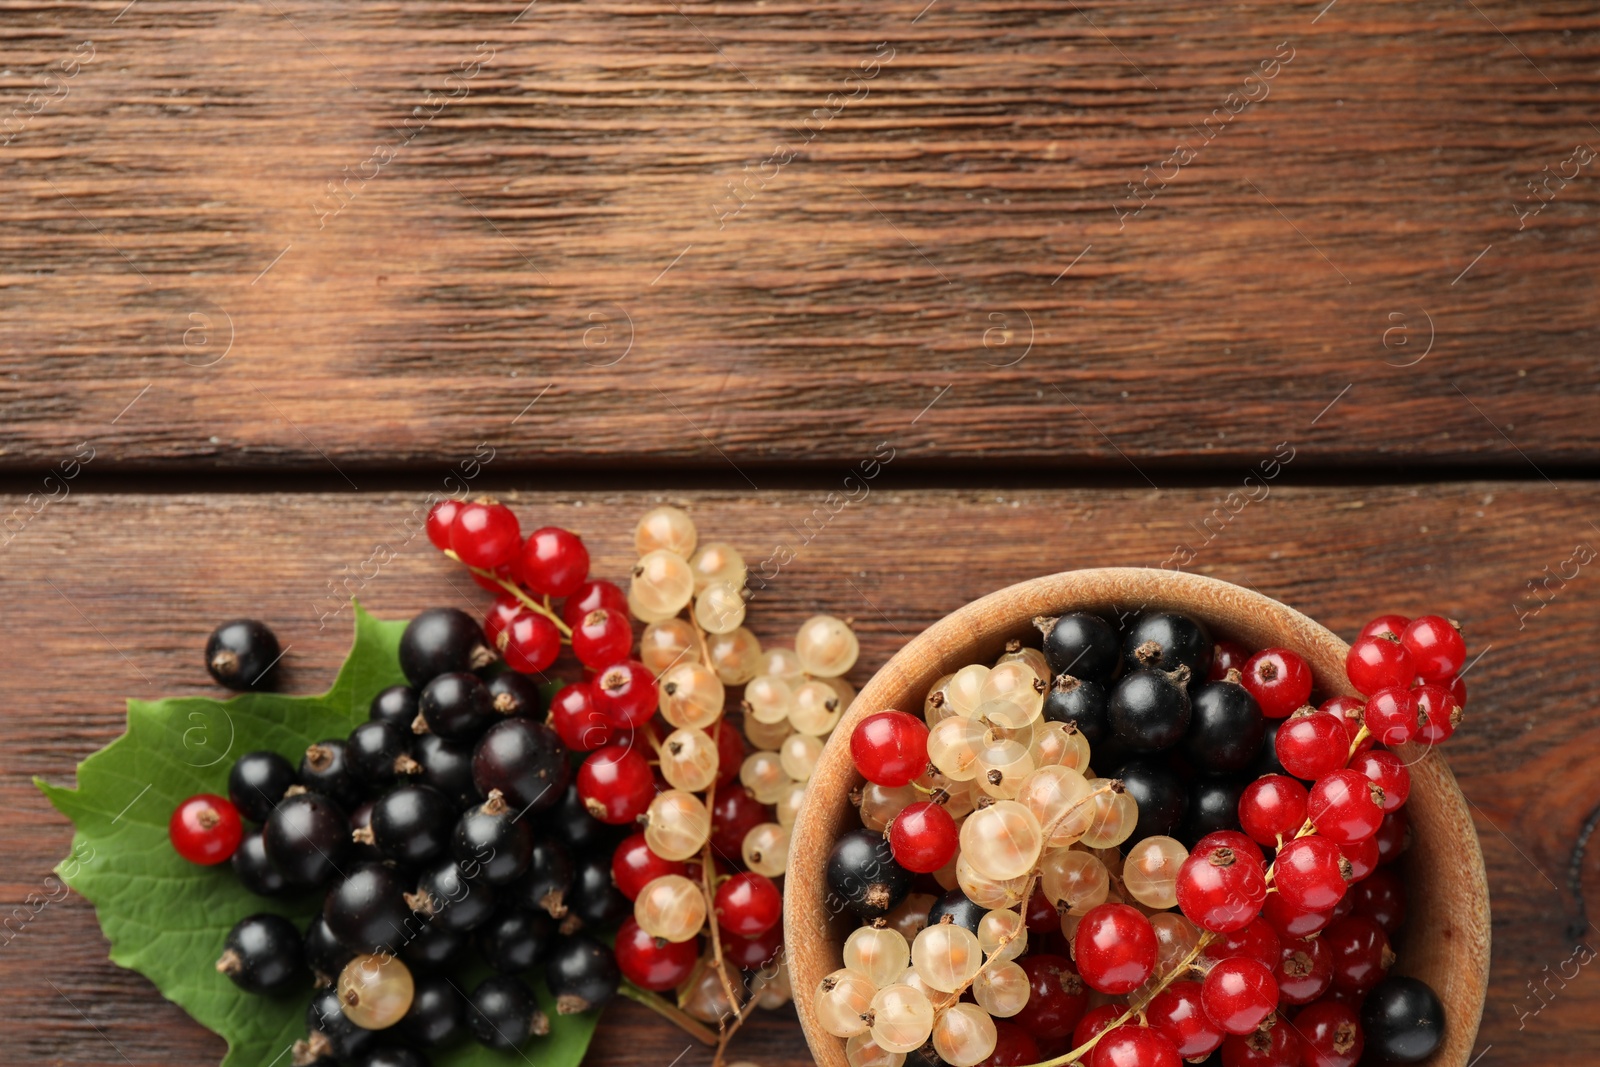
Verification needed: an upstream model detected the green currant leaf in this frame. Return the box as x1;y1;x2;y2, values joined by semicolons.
36;602;600;1067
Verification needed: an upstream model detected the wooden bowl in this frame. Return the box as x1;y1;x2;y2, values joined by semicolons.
786;568;1489;1066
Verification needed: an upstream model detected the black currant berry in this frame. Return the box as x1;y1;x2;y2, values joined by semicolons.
1108;669;1192;751
352;1048;431;1067
414;733;481;809
453;790;534;885
232;829;289;897
468;975;550;1049
1251;720;1294;779
368;785;455;867
399;608;496;687
1361;976;1445;1063
1180;776;1247;847
400;973;467;1048
479;907;555;973
303;985;377;1063
545;934;620;1015
826;827;913;919
1038;612;1120;683
216;913;304;994
1114;758;1188;842
348;802;383;865
1122;613;1213;677
401;920;468;971
323;864;416;954
926;888;985;936
417;672;495;740
370;684;420;729
304;914;355;986
1184;677;1265;771
346;720;420;788
549;783;614;853
515;837;574;918
1043;676;1110;745
264;791;348;888
228;750;297;824
472;718;572;813
300;740;360;808
567;851;629;929
205;619;282;691
487;671;545;719
412;860;496;932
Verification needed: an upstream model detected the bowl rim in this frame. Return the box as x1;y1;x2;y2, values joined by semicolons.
785;566;1489;1067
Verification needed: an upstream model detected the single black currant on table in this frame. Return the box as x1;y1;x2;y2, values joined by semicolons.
216;913;304;994
1362;976;1446;1063
827;827;914;919
399;608;496;687
545;933;620;1015
549;782;616;853
1179;776;1247;847
231;829;289;897
468;975;550;1050
400;973;467;1048
453;789;534;885
417;672;495;740
1037;612;1121;683
369;683;420;729
1114;758;1189;842
412;860;497;932
926;888;985;936
515;837;575;918
566;851;630;929
299;740;360;808
264;791;348;888
304;914;355;986
302;985;377;1063
367;784;455;867
413;733;481;809
487;671;544;719
205;619;282;691
1043;675;1110;745
352;1047;431;1067
228;750;298;824
1121;612;1213;677
1183;675;1265;771
472;718;572;813
478;907;556;973
323;864;415;954
1108;667;1192;751
345;720;419;787
401;920;468;972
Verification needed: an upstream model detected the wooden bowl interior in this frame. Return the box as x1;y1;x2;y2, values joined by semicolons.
785;568;1488;1067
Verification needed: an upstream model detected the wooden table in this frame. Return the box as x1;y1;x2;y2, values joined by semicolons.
4;1;1598;1064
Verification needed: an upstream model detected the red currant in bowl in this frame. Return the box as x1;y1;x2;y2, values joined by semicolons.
1073;903;1157;995
1363;687;1417;747
887;801;958;873
169;794;243;865
1175;840;1267;933
1090;1025;1181;1067
1238;774;1308;848
1400;614;1465;682
1307;769;1386;844
1412;682;1462;745
1293;999;1363;1067
1273;836;1349;912
849;710;929;787
1200;956;1279;1035
714;872;781;937
1274;710;1349;780
1240;647;1312;719
1013;953;1089;1040
1345;634;1414;696
1146;979;1224;1057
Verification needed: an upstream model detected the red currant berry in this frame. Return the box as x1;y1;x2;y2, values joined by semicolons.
1318;696;1371;755
1411;682;1462;746
710;720;744;787
1238;775;1308;848
502;611;560;674
1307;769;1385;844
1147;980;1225;1058
1194;830;1265;868
1219;1015;1300;1067
714;872;781;936
1201;956;1278;1035
986;1021;1041;1067
484;597;525;651
593;660;657;729
1446;673;1467;707
1336;834;1379;883
1275;710;1349;780
426;499;462;551
576;744;656;824
1014;954;1089;1040
1025;885;1058;933
1091;1025;1181;1067
1259;891;1334;939
1372;809;1408;864
1073;903;1157;995
888;801;959;873
710;787;771;858
1349;867;1406;933
169;794;243;865
611;831;688;900
1349;749;1409;812
723;923;783;969
520;526;590;598
850;711;930;787
1209;640;1251;682
1324;915;1393;993
1357;614;1410;642
1205;917;1281;972
561;579;628;629
1241;648;1313;719
1274;935;1333;1004
1274;836;1349;911
1071;1002;1125;1049
1400;615;1465;682
614;915;699;990
1175;841;1267;933
571;608;634;669
1331;891;1355;920
548;682;615;752
1362;687;1417;747
1294;999;1364;1067
1345;635;1414;696
450;499;522;569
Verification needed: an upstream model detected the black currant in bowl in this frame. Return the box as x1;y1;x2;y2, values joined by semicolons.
826;827;913;919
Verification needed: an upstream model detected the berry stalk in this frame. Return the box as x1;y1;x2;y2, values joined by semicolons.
443;549;575;639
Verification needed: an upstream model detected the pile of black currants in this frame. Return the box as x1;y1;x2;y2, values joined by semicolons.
175;611;628;1067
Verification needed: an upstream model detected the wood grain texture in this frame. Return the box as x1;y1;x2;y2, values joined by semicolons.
2;487;1598;1065
2;2;1599;472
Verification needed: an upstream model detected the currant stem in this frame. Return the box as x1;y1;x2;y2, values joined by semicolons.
619;981;719;1045
441;549;574;638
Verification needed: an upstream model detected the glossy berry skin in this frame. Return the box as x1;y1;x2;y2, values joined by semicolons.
484;597;525;652
1274;836;1349;912
426;499;463;551
548;682;616;752
1073;903;1158;995
263;792;347;888
1361;976;1445;1063
1238;775;1308;847
303;914;354;982
545;933;620;1014
1013;954;1089;1040
450;500;522;569
501;611;561;675
400;973;467;1048
1091;1025;1181;1067
888;801;959;873
1401;615;1465;682
1043;676;1110;745
485;673;542;722
299;739;360;808
417;860;497;932
1350;867;1407;933
986;1020;1042;1066
1275;935;1333;1004
1109;669;1192;751
562;579;628;629
611;831;687;900
1296;999;1364;1067
1147;980;1225;1057
1318;695;1371;756
478;907;555;973
826;827;913;919
1183;680;1265;772
1208;640;1251;682
369;684;420;729
231;830;288;896
1337;834;1379;883
1308;769;1386;843
419;672;497;741
1117;758;1188;841
1364;687;1417;747
308;986;377;1061
468;975;543;1050
567;851;630;929
402;922;467;972
473;718;572;814
576;743;656;824
1259;891;1334;940
1350;749;1410;813
217;913;304;994
1358;614;1409;642
714;872;782;936
521;527;590;597
1411;682;1461;746
928;888;987;936
1041;613;1121;683
400;608;496;686
1175;841;1266;933
1201;956;1278;1035
1122;613;1212;677
346;720;416;788
615;915;699;990
1072;1003;1125;1048
414;733;479;808
711;720;745;786
323;863;413;954
571;609;633;670
1274;711;1348;780
1194;829;1265;868
205;619;282;691
1206;917;1280;972
710;786;771;857
1345;635;1414;696
454;793;534;885
1373;808;1409;864
1219;1017;1300;1067
1241;647;1313;719
1180;777;1248;848
850;710;930;787
227;752;297;825
723;923;782;969
593;661;657;730
1324;915;1392;993
516;837;575;918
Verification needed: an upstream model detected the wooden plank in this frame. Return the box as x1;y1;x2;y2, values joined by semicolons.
2;2;1598;470
3;486;1598;1064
